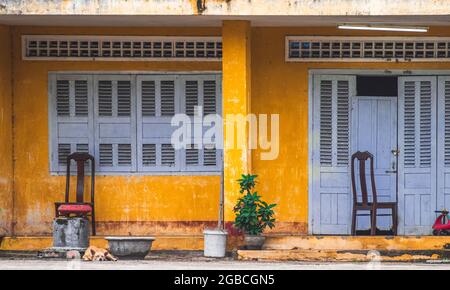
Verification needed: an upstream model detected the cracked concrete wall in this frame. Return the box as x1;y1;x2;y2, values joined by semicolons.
1;0;450;16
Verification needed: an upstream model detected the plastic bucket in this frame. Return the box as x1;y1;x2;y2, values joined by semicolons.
203;229;228;258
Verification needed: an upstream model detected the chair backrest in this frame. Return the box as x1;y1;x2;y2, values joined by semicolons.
65;152;95;204
351;151;378;206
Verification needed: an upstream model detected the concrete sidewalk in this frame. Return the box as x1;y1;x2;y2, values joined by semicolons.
0;258;449;270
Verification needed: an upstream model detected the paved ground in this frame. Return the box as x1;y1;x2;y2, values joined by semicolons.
1;258;450;270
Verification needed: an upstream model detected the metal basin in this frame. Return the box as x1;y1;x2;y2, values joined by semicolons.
105;237;155;259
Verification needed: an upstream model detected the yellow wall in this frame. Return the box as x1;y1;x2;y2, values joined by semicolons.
11;26;222;236
251;26;450;234
9;25;450;238
0;25;13;236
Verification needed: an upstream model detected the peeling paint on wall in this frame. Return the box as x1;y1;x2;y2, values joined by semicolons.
1;0;450;16
0;25;13;236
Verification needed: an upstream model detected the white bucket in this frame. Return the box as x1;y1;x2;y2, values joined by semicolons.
203;229;228;258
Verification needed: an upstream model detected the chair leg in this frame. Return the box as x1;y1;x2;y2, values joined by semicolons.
91;208;96;236
351;208;357;236
370;208;377;236
392;206;398;236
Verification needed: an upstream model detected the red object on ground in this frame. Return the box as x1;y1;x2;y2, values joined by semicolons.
432;210;450;235
58;204;92;216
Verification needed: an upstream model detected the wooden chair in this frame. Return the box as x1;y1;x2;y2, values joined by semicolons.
55;152;96;236
351;151;398;236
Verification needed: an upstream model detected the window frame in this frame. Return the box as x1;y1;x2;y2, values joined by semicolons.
48;72;222;176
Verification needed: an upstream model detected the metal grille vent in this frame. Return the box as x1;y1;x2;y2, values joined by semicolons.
287;37;450;62
24;35;222;61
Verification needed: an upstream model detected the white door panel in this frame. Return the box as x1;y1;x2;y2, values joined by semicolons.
398;76;437;235
351;97;398;231
312;75;355;235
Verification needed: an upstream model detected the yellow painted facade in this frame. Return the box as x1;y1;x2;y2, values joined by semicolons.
251;26;450;234
0;25;13;236
10;26;222;236
2;23;450;249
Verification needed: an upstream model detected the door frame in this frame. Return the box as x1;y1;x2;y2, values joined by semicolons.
308;69;450;235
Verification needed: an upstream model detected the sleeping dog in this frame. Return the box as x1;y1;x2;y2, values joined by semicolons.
82;246;118;262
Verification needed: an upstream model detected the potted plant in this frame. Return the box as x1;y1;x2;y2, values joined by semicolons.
233;174;277;250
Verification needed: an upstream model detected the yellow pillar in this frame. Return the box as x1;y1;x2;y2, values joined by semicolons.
0;25;13;236
222;21;252;223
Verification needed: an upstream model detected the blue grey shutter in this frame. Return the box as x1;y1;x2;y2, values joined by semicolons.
312;75;355;235
180;75;222;172
94;75;136;172
438;76;450;215
50;74;94;173
398;76;437;235
137;75;181;172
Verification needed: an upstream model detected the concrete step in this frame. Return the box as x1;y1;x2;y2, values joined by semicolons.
238;249;443;262
263;235;450;251
0;235;205;251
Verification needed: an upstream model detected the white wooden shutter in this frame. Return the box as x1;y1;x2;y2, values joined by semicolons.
50;74;94;172
180;75;222;172
312;75;355;235
438;76;450;213
137;75;181;172
94;75;136;172
398;76;437;235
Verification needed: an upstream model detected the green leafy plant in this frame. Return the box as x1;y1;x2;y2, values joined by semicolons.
233;174;277;235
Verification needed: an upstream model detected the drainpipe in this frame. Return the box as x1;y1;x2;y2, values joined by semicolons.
218;157;224;230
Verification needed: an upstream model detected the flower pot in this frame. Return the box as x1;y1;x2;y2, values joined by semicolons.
244;235;266;250
105;236;155;259
203;229;228;258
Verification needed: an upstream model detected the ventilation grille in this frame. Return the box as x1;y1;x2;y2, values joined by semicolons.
419;81;432;167
58;143;71;165
319;80;333;166
118;144;132;166
287;37;450;62
24;36;222;61
76;143;89;154
161;81;175;116
117;81;131;117
99;144;113;166
445;81;450;167
204;146;217;166
98;81;113;116
203;80;217;115
56;80;70;116
185;81;199;116
404;81;417;167
75;80;89;117
143;144;157;166
186;145;199;165
141;81;156;117
161;144;175;166
336;81;349;166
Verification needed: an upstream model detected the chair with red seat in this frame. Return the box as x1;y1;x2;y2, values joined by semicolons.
55;152;96;236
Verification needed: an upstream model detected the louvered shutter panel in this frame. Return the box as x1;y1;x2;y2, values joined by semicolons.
50;75;94;172
181;75;222;172
137;75;181;172
398;76;437;235
312;75;355;235
94;75;136;172
438;76;450;215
